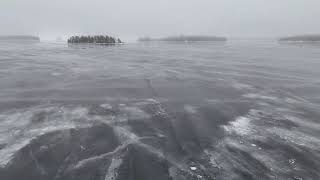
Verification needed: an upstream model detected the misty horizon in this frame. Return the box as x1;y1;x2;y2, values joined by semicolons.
1;0;320;41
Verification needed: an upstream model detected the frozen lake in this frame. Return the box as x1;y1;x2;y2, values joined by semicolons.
0;40;320;180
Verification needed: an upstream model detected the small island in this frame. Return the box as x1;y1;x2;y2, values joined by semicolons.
0;35;40;42
279;34;320;42
67;35;122;44
139;35;227;42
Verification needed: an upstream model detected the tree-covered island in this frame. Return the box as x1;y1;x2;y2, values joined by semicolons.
68;35;122;44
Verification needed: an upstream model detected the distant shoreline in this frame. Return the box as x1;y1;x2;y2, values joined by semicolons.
279;34;320;42
0;35;40;42
139;35;227;42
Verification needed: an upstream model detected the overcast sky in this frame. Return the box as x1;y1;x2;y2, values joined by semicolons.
1;0;319;40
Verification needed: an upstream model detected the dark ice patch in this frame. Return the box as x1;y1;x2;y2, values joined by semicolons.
114;144;172;180
0;143;6;150
0;124;119;180
88;105;117;116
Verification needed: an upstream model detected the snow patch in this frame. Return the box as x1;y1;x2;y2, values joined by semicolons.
224;116;252;136
122;106;150;120
232;82;254;90
184;105;198;114
105;158;123;180
100;103;112;110
243;93;278;101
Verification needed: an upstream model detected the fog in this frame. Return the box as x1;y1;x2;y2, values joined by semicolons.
1;0;320;40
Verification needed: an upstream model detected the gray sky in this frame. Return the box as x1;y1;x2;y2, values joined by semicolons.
1;0;320;40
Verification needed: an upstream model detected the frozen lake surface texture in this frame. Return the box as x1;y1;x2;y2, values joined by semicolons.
0;40;320;180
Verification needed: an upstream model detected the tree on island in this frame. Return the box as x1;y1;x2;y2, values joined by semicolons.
68;35;122;44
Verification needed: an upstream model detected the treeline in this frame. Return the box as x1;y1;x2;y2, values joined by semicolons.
139;35;227;42
0;35;40;41
68;35;122;44
279;34;320;42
